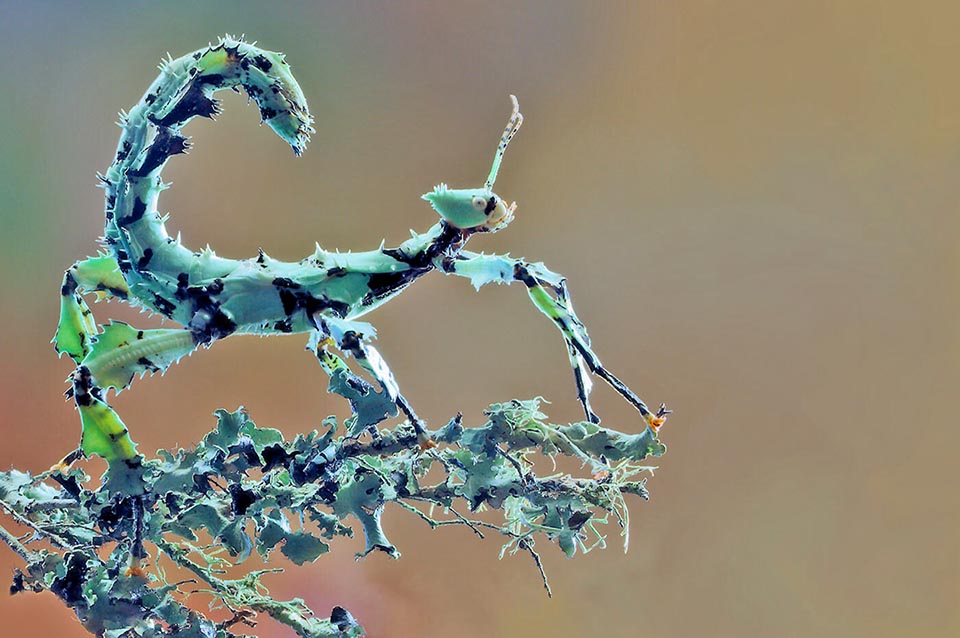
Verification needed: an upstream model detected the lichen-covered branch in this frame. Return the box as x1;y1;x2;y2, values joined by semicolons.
1;389;665;637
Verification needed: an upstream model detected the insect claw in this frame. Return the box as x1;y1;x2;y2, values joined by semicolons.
48;447;83;474
646;403;671;432
125;561;148;579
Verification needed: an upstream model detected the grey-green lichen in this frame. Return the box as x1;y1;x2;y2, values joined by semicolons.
1;374;664;637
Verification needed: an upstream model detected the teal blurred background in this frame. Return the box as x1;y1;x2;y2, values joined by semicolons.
0;2;957;636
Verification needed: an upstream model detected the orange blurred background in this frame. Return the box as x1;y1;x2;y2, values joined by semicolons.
0;2;956;636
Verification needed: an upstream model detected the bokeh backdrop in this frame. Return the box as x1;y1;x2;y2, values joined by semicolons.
0;2;956;637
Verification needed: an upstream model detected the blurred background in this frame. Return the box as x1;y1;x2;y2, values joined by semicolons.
0;2;957;636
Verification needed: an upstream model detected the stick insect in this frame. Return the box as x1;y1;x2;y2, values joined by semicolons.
54;36;669;474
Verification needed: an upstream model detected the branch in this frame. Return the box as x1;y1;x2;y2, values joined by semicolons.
0;397;665;637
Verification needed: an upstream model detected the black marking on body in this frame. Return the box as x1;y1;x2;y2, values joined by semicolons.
273;318;293;333
175;278;238;345
152;77;220;128
137;357;160;373
119;198;147;225
61;271;78;296
278;288;298;316
438;256;458;273
381;221;463;269
116;140;132;162
136;248;153;270
362;269;423;306
326;267;348;278
272;277;301;289
95;283;129;300
152;294;176;317
72;366;99;407
339;330;362;352
200;73;225;86
277;287;350;321
252;54;273;72
175;273;190;300
484;196;497;215
259;105;278;121
128;128;189;178
115;248;133;274
190;308;237;346
513;263;538;288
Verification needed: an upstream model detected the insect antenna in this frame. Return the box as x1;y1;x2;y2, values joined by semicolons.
485;95;523;191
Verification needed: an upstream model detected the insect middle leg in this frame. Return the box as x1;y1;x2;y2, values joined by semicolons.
310;316;436;447
438;250;669;431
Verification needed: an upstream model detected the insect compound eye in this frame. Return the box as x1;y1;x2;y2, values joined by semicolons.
471;195;488;211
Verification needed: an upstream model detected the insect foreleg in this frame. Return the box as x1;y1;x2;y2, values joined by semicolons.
55;255;130;362
438;251;669;431
309;317;435;447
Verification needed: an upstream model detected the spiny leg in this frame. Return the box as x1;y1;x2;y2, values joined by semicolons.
73;321;196;456
438;250;669;431
55;254;130;362
311;336;398;437
71;365;140;467
52;255;128;469
565;341;600;424
310;316;436;448
54;263;198;468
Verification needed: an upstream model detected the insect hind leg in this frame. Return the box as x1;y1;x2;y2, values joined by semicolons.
309;316;436;448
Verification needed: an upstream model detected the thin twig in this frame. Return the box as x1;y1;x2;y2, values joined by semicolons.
0;497;73;549
497;445;528;481
25;499;80;512
518;539;552;598
0;520;37;563
397;500;485;539
443;505;486;539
